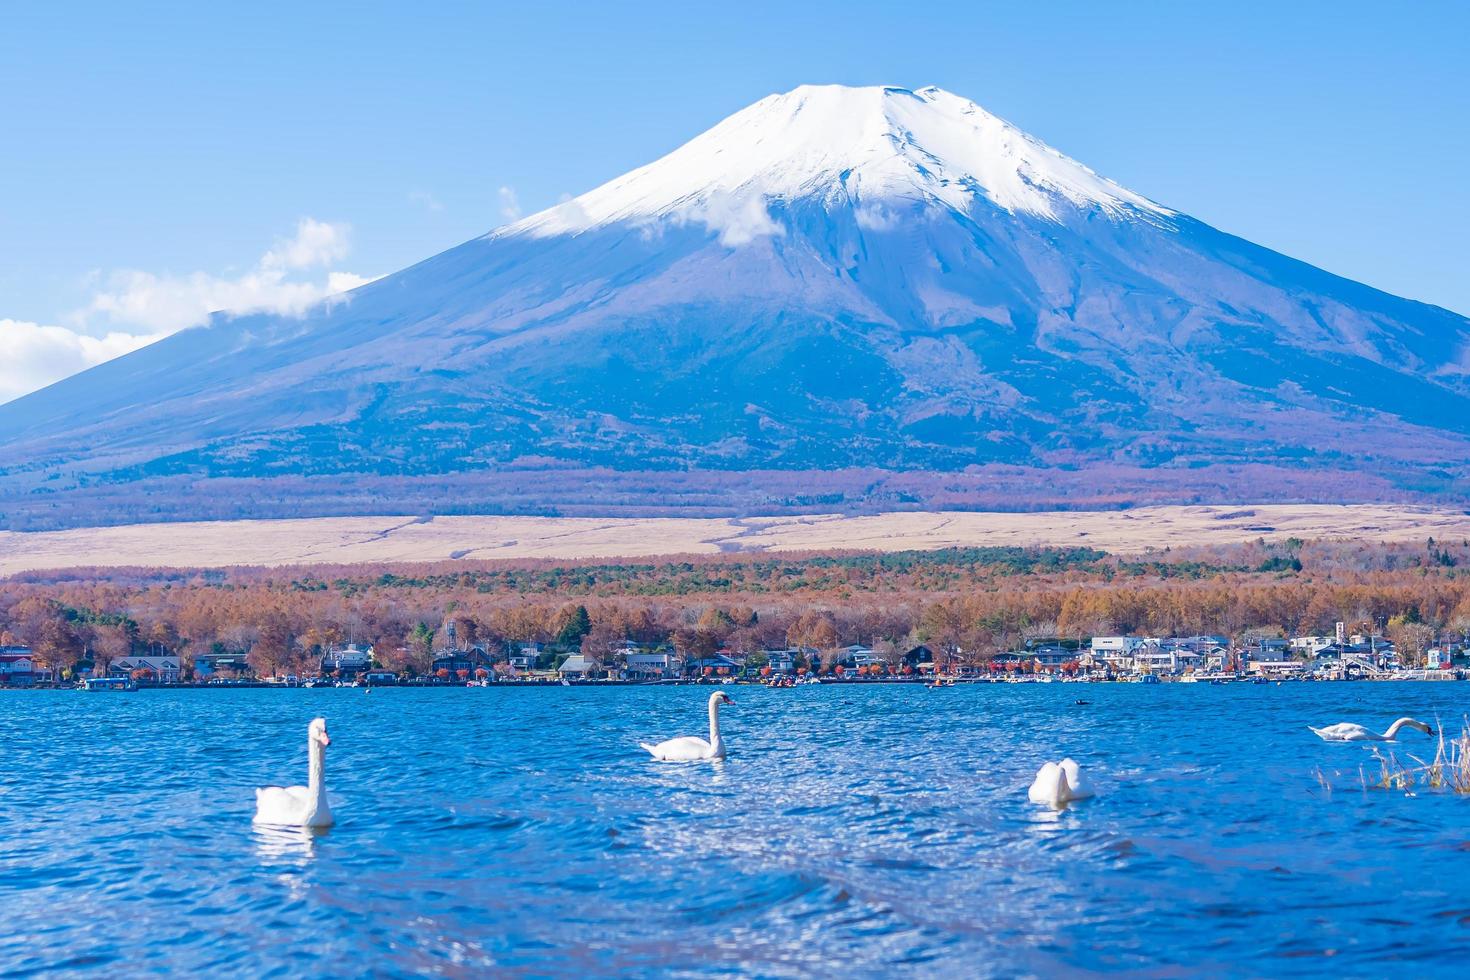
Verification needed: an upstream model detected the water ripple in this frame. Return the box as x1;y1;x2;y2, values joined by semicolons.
4;683;1470;976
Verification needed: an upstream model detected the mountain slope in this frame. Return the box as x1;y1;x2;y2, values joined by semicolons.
2;84;1468;529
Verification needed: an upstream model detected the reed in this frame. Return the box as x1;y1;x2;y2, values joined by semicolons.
1357;717;1470;795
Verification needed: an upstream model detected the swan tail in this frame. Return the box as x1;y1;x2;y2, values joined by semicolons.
639;742;660;758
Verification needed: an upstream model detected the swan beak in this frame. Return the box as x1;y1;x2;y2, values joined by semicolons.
318;732;331;747
723;694;735;704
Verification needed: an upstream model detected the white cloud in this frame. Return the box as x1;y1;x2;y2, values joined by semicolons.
0;319;165;404
408;189;444;212
498;186;522;223
855;204;900;231
0;218;379;403
82;217;376;334
259;217;351;271
695;191;783;247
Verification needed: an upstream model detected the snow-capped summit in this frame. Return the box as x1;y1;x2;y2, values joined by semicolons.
0;84;1467;527
513;84;1169;240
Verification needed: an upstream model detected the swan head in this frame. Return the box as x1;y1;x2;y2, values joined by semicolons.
1406;719;1434;736
309;717;331;748
709;691;734;706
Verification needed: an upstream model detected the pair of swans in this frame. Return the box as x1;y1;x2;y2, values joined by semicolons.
640;695;1103;815
255;717;334;828
640;691;733;761
1309;717;1433;742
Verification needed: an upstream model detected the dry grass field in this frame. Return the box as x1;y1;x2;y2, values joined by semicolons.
3;504;1469;575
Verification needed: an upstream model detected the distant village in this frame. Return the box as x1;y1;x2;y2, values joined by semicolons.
3;620;1465;689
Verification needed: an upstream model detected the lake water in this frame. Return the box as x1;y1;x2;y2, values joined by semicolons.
3;683;1469;977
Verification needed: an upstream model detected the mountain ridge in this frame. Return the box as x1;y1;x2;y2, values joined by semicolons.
2;83;1468;531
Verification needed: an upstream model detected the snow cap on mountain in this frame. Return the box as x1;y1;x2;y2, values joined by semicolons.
508;84;1170;240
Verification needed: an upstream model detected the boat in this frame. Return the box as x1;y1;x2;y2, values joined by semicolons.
81;676;135;691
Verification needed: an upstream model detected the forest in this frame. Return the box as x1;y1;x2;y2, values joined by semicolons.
2;535;1468;680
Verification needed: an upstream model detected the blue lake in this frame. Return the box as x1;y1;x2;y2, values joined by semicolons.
3;683;1469;977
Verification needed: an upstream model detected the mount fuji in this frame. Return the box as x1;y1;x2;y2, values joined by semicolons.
3;84;1469;529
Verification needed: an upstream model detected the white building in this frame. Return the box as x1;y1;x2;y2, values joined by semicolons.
558;654;594;678
1090;636;1147;669
625;651;679;680
320;643;372;678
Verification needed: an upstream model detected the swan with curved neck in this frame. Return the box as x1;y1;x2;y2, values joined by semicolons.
1028;758;1094;808
640;692;733;761
254;717;334;827
1309;717;1433;742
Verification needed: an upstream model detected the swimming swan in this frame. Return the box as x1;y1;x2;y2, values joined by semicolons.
1309;717;1433;742
254;717;334;827
640;692;732;761
1028;758;1095;807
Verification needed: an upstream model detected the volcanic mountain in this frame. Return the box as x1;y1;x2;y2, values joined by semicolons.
3;84;1469;529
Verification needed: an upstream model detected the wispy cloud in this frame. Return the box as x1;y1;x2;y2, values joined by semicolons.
83;218;375;334
693;191;783;247
1;218;378;403
408;189;444;213
0;319;166;404
498;186;522;223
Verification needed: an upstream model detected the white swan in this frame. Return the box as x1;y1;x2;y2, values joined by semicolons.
254;717;334;827
640;691;732;761
1028;757;1095;807
1309;717;1433;742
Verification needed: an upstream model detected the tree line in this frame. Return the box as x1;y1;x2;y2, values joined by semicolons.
2;538;1468;680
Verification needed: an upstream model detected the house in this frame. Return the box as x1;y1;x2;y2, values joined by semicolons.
558;654;595;678
1164;635;1229;654
903;645;933;668
829;644;873;668
194;652;252;680
1237;639;1291;674
1290;635;1336;656
508;643;543;672
1028;644;1076;670
1090;636;1147;669
1312;640;1394;672
626;651;680;680
110;655;182;684
364;667;399;685
1244;642;1302;675
430;645;495;678
760;648;798;674
989;651;1024;669
1135;645;1181;675
687;653;742;676
0;646;36;686
320;643;372;679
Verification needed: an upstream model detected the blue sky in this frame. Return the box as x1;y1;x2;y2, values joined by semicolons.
2;0;1467;400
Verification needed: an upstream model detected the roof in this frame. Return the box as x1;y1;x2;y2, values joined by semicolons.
558;655;593;672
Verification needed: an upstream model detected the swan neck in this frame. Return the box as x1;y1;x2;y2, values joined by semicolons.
708;699;722;744
308;739;326;794
1385;718;1410;738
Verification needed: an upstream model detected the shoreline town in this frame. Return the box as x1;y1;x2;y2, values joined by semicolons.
4;623;1466;690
